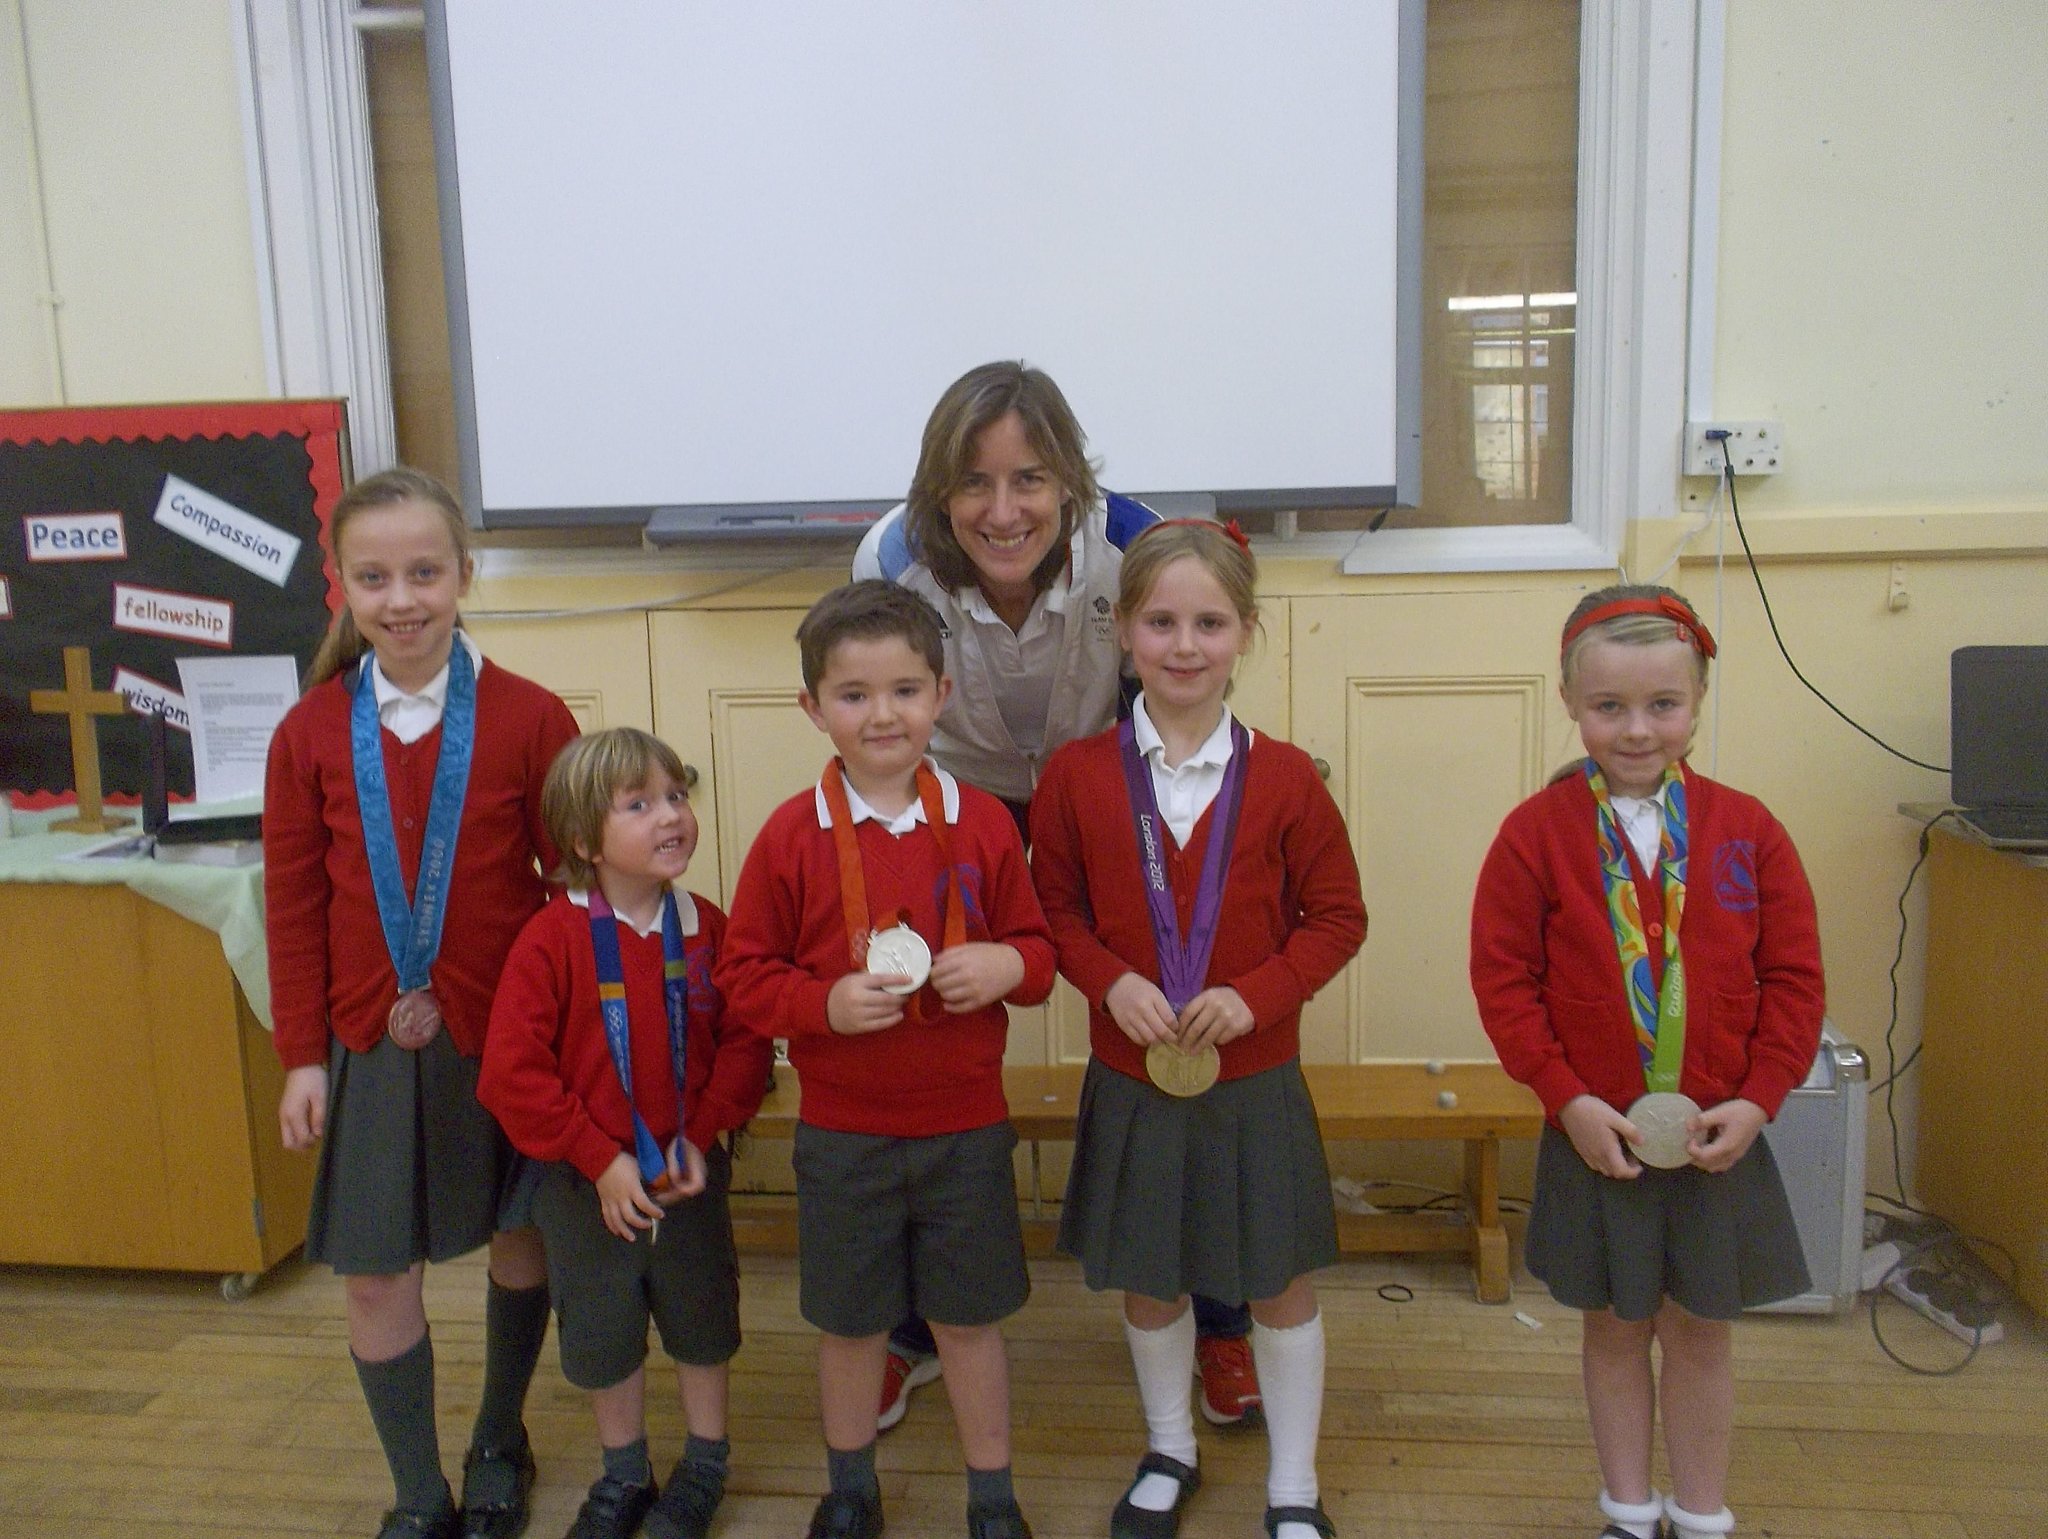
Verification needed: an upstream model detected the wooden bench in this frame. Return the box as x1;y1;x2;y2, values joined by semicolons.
734;1061;1543;1302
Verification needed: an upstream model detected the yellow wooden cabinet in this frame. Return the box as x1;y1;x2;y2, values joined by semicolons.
1917;829;2048;1317
0;883;314;1291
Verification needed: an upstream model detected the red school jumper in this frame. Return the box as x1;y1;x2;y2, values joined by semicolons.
264;661;579;1071
479;890;773;1181
1028;726;1366;1084
714;769;1057;1137
1469;763;1825;1125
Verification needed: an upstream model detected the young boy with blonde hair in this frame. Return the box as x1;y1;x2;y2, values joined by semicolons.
481;728;772;1539
716;581;1056;1539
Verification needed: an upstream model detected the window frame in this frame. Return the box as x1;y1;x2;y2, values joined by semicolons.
235;0;1701;574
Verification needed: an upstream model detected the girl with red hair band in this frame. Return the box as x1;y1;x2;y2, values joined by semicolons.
1470;584;1825;1539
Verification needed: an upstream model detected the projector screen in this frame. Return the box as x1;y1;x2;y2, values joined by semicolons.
426;1;1422;532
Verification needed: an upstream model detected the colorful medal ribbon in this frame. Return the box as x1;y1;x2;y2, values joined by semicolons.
1585;760;1689;1094
586;888;690;1185
1118;715;1252;1012
821;760;966;1017
350;643;476;996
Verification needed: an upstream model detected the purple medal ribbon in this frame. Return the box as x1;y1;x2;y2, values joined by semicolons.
1117;715;1252;1012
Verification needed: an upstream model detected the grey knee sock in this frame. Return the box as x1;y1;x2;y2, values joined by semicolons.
353;1336;452;1516
603;1436;653;1488
966;1464;1016;1509
473;1279;550;1451
827;1441;880;1501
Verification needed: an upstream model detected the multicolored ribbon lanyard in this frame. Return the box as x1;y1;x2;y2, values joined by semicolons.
1585;760;1689;1093
350;643;475;1041
1117;716;1251;1011
585;888;689;1185
821;759;965;1017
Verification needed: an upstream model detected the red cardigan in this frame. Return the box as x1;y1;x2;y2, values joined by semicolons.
479;890;772;1182
715;776;1056;1137
1028;727;1366;1084
263;660;578;1071
1469;764;1825;1124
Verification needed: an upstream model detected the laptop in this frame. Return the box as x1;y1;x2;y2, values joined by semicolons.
1950;645;2048;850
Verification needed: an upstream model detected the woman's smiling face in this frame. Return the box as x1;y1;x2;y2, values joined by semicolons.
943;410;1066;603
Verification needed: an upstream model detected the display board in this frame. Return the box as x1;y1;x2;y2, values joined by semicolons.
427;0;1423;529
0;401;347;804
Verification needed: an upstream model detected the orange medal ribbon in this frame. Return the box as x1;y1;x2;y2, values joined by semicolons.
821;759;967;1020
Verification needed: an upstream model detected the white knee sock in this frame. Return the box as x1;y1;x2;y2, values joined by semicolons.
1250;1312;1326;1520
1598;1489;1664;1539
1124;1310;1198;1509
1664;1496;1735;1538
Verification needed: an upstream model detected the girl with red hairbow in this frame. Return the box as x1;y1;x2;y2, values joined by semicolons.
1470;583;1826;1539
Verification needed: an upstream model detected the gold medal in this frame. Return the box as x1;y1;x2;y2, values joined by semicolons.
386;988;444;1050
1625;1091;1701;1169
1145;1040;1221;1098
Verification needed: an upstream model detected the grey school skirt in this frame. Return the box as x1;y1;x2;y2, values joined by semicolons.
1059;1057;1339;1305
1524;1123;1810;1321
305;1031;537;1276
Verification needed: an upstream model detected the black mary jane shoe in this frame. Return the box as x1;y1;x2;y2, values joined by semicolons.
1109;1452;1201;1539
459;1435;537;1539
966;1498;1033;1539
1262;1505;1337;1539
804;1489;884;1539
1598;1527;1671;1539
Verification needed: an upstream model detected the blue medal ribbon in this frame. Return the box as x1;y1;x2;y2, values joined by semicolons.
1117;714;1251;1012
586;888;690;1186
349;643;476;995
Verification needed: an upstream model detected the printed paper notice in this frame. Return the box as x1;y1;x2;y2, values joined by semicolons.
175;654;300;804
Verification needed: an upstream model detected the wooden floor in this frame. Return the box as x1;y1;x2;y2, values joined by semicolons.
2;1249;2044;1539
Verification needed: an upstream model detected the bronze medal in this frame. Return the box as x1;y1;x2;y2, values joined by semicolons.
1145;1040;1221;1098
387;988;444;1051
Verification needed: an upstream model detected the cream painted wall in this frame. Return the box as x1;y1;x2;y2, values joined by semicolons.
1714;0;2048;513
0;0;266;406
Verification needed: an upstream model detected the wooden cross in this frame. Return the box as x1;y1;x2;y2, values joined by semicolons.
28;646;135;834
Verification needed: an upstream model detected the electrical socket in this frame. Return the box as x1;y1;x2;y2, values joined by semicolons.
1684;419;1784;477
1883;1270;2004;1346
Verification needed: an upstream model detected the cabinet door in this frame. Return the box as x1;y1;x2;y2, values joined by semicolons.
1290;589;1570;1063
464;612;654;733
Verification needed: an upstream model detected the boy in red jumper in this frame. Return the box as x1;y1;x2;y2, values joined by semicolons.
481;728;771;1539
716;581;1056;1539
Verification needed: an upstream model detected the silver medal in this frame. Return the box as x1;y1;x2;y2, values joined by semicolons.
866;924;932;995
1626;1091;1701;1170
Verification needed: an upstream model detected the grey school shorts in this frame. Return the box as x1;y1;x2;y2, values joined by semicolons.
529;1141;742;1389
792;1120;1030;1337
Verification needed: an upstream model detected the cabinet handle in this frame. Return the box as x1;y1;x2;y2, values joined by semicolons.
681;763;701;791
1312;757;1331;781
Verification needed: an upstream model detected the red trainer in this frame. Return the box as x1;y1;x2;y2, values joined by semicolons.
1195;1334;1262;1426
876;1348;942;1432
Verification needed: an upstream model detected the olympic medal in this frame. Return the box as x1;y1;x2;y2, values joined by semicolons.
1625;1091;1701;1170
387;988;444;1051
866;924;932;995
1145;1040;1221;1098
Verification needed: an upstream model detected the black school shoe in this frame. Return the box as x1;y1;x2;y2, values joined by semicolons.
460;1434;537;1539
643;1458;727;1539
1109;1452;1201;1539
566;1473;659;1539
1262;1505;1336;1539
804;1489;883;1539
375;1507;459;1539
966;1498;1033;1539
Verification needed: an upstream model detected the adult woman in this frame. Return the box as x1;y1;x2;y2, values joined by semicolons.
852;361;1262;1432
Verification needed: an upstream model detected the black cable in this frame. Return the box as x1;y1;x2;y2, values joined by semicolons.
1714;438;1949;773
1868;811;1955;1205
